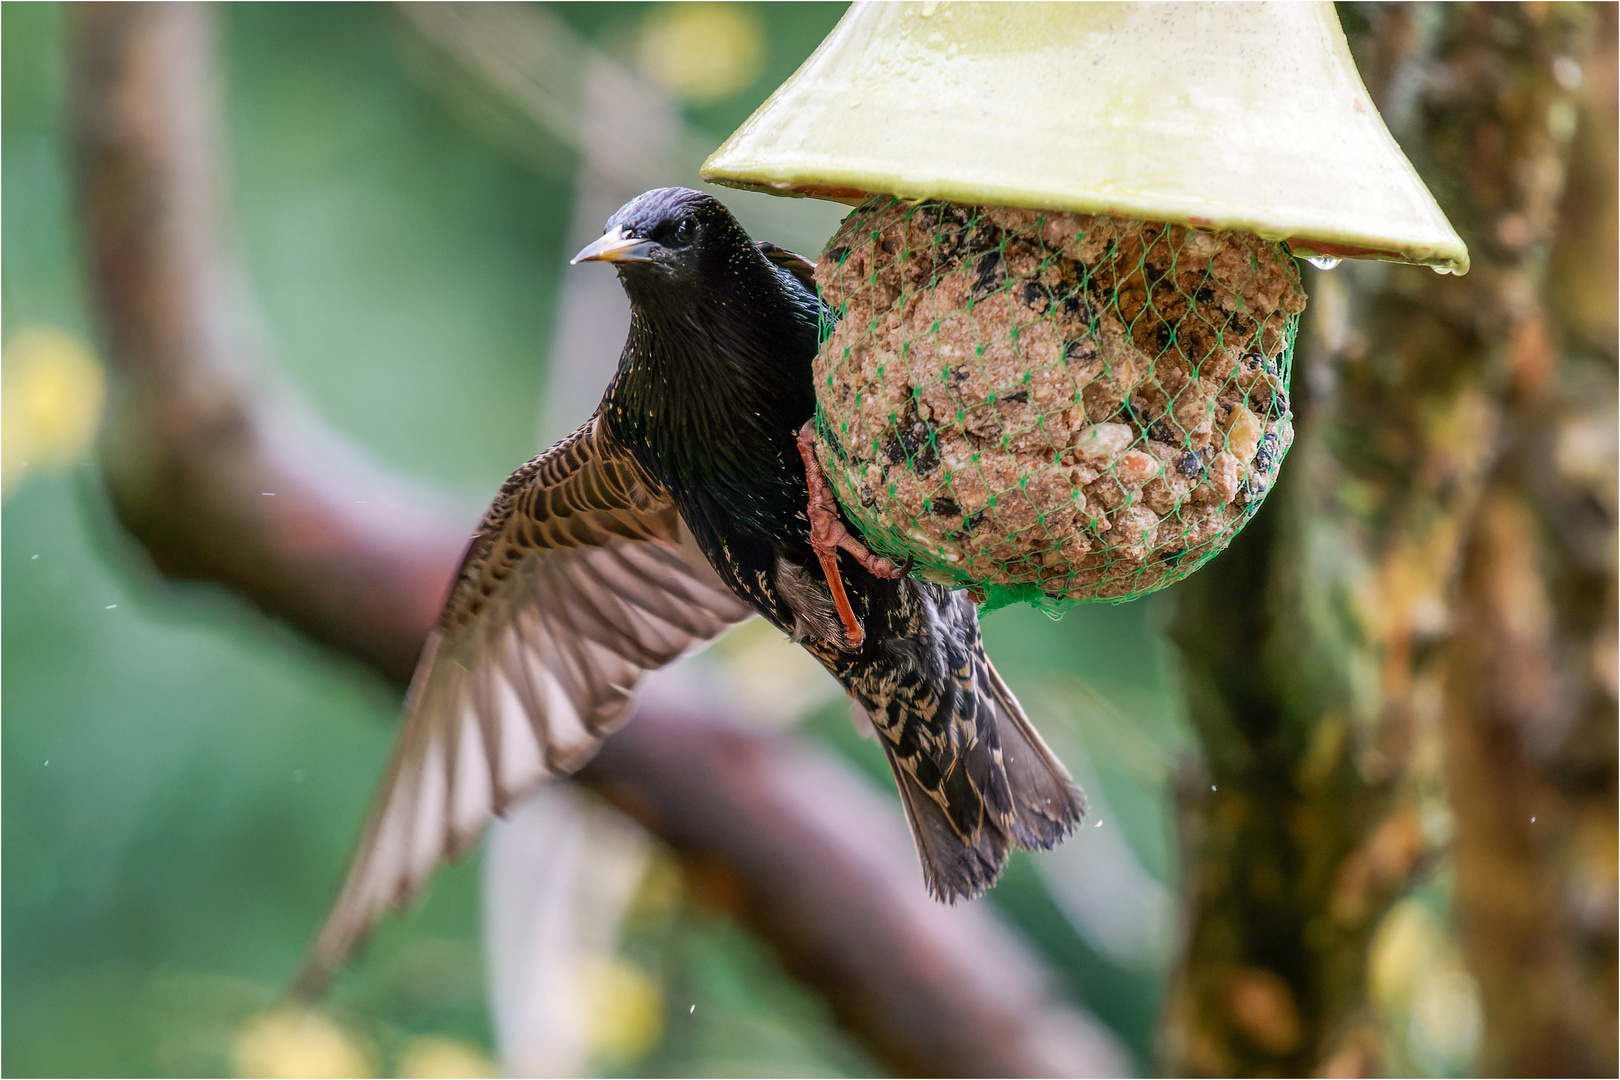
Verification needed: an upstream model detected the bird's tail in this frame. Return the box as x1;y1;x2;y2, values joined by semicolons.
879;642;1086;903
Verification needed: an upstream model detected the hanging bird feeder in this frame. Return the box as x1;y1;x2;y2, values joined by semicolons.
702;1;1467;610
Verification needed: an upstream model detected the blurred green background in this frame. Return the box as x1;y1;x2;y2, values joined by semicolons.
2;4;1196;1075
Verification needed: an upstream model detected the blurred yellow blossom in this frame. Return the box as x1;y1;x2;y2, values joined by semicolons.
2;327;105;496
1369;899;1439;1011
1407;968;1483;1072
580;954;664;1064
395;1035;497;1079
231;1004;377;1079
1368;898;1482;1073
637;4;764;104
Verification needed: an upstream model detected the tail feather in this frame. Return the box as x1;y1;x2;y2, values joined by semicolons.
981;662;1086;850
884;744;1006;902
861;588;1085;900
810;571;1085;902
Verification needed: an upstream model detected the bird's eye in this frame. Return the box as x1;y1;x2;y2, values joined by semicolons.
671;216;697;247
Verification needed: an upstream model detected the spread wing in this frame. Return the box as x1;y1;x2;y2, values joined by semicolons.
757;240;819;294
297;416;751;991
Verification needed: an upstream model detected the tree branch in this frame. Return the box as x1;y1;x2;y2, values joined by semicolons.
70;0;462;681
66;4;1130;1076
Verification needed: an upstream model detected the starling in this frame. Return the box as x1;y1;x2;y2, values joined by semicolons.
298;188;1083;989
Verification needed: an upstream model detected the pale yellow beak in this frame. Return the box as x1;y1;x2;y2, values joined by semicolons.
571;226;657;265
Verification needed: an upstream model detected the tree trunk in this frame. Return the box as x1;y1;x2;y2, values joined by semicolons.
1162;4;1616;1075
1436;2;1618;1072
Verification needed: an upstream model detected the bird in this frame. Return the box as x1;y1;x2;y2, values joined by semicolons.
297;186;1083;991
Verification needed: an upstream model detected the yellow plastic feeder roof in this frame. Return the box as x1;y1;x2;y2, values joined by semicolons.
702;1;1468;274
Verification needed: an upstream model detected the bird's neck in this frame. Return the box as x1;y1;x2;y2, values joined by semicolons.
603;272;820;533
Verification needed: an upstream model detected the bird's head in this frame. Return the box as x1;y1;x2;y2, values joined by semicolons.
571;187;749;287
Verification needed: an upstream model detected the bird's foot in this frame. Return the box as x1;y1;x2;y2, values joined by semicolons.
797;421;904;650
796;422;905;580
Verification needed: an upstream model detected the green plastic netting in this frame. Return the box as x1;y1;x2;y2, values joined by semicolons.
811;196;1307;613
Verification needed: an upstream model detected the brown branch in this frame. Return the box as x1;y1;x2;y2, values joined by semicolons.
65;4;1130;1076
584;694;1131;1078
70;0;462;680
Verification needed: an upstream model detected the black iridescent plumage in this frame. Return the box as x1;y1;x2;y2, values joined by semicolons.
298;188;1082;990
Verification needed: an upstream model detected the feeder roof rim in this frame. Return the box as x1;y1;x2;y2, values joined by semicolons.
702;169;1470;273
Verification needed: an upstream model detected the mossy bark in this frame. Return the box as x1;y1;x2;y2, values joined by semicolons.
1161;4;1616;1075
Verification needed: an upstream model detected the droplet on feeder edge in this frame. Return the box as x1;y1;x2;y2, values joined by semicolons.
1306;255;1342;270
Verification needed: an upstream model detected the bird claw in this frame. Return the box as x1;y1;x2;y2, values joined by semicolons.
796;421;904;650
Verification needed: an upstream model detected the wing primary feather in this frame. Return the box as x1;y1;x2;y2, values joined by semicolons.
408;731;449;890
448;707;492;854
297;419;754;993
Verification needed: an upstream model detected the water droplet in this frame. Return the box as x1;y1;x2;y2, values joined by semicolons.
1211;784;1218;791
105;604;117;610
1306;255;1341;270
1530;816;1536;823
31;554;39;560
1093;819;1103;827
689;1004;696;1014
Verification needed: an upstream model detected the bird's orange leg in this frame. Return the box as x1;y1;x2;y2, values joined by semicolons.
797;420;904;650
